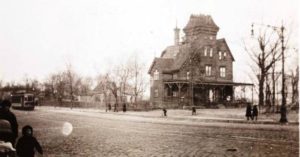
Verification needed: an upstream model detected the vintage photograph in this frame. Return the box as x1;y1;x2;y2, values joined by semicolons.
0;0;299;156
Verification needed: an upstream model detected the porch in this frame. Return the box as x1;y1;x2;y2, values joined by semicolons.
163;80;254;108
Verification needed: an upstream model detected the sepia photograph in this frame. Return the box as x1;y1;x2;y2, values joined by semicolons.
0;0;299;156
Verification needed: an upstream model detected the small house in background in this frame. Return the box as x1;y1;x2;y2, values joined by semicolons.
89;83;135;107
148;14;253;108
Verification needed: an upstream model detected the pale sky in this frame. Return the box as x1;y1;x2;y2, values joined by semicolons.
0;0;299;84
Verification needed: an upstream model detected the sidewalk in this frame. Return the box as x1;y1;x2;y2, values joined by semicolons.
36;106;299;125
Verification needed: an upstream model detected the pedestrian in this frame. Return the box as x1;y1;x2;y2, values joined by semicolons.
162;108;167;117
252;105;258;121
0;99;18;146
192;106;196;115
114;103;118;112
122;103;127;112
16;125;43;157
245;103;252;121
108;103;111;112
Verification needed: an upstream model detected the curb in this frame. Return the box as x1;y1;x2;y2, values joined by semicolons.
36;106;299;125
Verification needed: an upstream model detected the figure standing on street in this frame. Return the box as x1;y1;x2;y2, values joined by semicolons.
245;103;252;121
252;105;258;121
0;99;18;146
192;107;196;115
114;103;118;112
163;108;167;117
108;103;111;112
16;125;43;157
122;103;127;112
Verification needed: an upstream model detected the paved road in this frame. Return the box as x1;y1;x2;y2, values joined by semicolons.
13;107;298;157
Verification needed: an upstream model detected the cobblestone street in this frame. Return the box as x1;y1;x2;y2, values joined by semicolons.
14;107;299;157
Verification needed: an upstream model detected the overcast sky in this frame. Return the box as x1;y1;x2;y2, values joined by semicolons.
0;0;299;84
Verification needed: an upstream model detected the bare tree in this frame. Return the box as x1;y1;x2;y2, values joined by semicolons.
53;72;66;106
96;74;111;109
128;54;147;108
106;70;120;112
64;63;79;109
117;63;131;104
78;76;93;96
291;66;299;106
245;30;281;110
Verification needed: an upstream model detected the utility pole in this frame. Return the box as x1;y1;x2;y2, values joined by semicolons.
279;24;288;123
251;22;288;123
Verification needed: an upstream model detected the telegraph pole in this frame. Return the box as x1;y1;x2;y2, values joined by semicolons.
251;22;288;123
279;24;288;123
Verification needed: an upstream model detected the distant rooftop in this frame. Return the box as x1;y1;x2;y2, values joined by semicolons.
184;14;219;30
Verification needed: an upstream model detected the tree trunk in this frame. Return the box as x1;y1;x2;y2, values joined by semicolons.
258;71;265;111
271;65;276;113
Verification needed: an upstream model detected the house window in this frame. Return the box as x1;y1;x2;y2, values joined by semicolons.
209;36;213;40
173;73;177;79
204;47;208;56
219;51;222;60
205;65;212;76
220;67;226;77
209;48;213;57
187;71;190;80
150;76;153;87
154;70;159;80
154;89;159;97
173;91;178;97
224;52;227;58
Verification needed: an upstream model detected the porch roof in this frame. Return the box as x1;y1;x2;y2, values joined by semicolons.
163;80;253;86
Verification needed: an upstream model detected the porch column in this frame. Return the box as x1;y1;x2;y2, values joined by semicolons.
177;83;183;100
252;85;254;104
232;86;236;101
221;86;225;102
166;83;173;101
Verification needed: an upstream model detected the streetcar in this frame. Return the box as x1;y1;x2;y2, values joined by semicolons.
11;92;36;110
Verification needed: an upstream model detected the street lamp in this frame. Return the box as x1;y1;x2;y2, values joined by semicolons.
251;22;288;123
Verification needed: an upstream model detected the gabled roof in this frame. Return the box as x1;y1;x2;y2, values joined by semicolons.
160;45;180;58
170;44;191;71
216;38;235;61
149;38;235;74
148;58;174;74
183;14;219;31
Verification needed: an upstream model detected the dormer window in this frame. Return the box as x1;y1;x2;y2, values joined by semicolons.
187;71;190;80
219;51;222;60
154;70;159;80
209;48;213;57
204;47;208;56
224;52;227;58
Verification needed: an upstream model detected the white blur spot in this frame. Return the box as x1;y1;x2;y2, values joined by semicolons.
62;122;73;136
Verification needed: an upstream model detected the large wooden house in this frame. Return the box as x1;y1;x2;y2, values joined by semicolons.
148;14;252;108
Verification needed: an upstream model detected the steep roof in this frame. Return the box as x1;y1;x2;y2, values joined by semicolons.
170;43;191;71
183;14;219;31
150;38;235;74
160;45;180;58
148;58;174;74
216;38;235;61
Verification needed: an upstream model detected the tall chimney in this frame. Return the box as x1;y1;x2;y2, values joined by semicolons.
174;26;180;45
